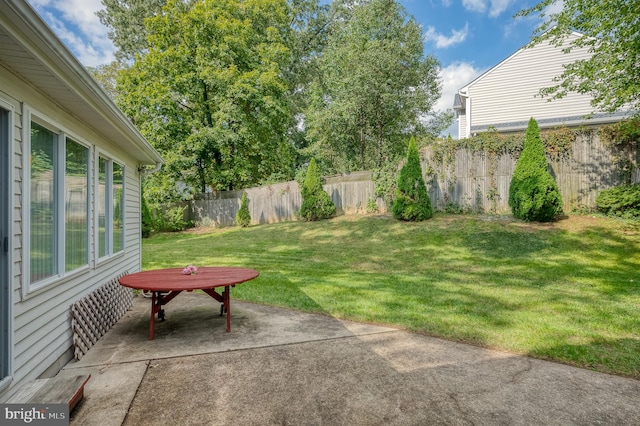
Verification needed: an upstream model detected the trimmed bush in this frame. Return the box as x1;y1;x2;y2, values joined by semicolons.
596;183;640;219
299;158;336;221
509;118;562;222
236;192;251;227
392;137;432;221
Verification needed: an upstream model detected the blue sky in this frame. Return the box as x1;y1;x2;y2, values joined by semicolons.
26;0;550;134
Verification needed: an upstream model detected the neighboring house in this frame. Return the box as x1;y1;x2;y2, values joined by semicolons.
0;0;163;400
453;32;628;139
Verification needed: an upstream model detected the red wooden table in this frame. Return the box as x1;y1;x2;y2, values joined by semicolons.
119;267;259;340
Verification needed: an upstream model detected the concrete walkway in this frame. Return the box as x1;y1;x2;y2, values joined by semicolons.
60;292;640;425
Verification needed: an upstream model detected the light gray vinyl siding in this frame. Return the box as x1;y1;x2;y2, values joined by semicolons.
468;33;594;131
0;64;143;401
457;110;467;140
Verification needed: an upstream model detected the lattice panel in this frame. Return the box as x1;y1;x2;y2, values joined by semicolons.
70;273;132;360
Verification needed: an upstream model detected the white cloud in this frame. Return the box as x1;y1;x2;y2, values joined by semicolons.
462;0;516;17
462;0;486;13
435;62;485;138
435;62;484;113
488;0;511;17
543;0;565;16
503;0;563;39
424;23;470;49
28;0;115;66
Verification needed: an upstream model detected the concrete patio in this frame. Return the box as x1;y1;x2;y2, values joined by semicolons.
60;292;640;425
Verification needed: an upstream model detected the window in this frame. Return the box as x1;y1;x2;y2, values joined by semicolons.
98;156;124;258
65;139;89;271
30;122;58;283
28;119;90;289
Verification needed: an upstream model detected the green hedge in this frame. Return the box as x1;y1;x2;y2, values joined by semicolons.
596;184;640;219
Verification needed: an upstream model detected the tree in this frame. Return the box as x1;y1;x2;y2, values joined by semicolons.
97;0;166;62
508;118;562;222
299;158;336;221
392;137;432;221
305;0;445;173
517;0;640;115
98;0;333;176
116;0;295;201
236;192;251;227
87;61;122;100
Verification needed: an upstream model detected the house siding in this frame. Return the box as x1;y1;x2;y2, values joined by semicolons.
457;110;467;140
0;64;144;400
463;33;598;137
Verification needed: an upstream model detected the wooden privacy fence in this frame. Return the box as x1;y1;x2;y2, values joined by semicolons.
187;132;638;226
189;171;386;227
425;131;638;214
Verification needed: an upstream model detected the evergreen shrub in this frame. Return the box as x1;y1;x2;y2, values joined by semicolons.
236;192;251;227
596;183;640;219
508;118;563;222
141;190;154;238
392;137;432;221
299;158;336;221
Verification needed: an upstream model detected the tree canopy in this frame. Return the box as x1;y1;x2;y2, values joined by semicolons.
97;0;166;62
116;0;295;200
96;0;449;201
518;0;640;114
305;0;444;173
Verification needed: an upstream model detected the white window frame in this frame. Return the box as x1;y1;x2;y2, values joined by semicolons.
94;151;126;264
22;108;92;298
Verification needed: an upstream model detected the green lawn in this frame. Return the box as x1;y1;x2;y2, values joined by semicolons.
142;214;640;378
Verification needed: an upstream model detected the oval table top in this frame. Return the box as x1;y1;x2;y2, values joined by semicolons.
119;266;259;292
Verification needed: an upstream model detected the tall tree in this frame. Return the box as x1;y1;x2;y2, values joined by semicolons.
518;0;640;114
97;0;166;62
116;0;295;200
305;0;444;173
98;0;333;177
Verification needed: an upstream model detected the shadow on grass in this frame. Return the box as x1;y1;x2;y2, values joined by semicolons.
531;337;640;379
141;214;640;377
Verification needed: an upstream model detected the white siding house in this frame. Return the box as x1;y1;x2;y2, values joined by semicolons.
0;0;163;400
453;32;628;139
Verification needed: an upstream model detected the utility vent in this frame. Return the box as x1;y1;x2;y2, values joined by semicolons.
70;273;132;360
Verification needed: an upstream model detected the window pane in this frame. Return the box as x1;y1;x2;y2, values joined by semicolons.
65;139;88;271
112;162;124;253
30;122;56;282
98;157;107;258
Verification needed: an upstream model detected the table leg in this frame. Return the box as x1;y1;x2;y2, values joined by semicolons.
149;292;156;340
224;285;231;332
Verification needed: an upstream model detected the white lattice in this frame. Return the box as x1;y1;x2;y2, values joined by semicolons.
70;273;132;360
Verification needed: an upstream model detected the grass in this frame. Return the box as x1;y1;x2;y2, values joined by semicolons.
142;214;640;378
